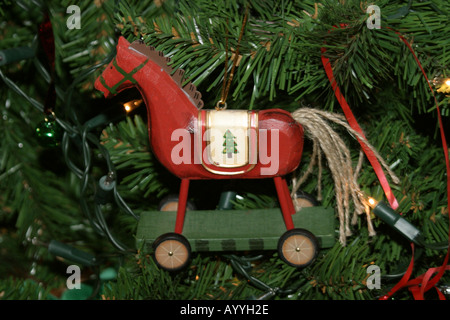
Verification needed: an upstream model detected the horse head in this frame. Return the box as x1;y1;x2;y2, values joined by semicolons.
94;37;145;99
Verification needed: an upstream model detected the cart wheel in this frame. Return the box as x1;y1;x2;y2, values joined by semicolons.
293;191;318;210
278;228;319;268
158;194;196;212
153;233;191;271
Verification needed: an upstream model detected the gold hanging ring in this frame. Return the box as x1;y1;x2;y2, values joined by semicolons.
215;100;227;111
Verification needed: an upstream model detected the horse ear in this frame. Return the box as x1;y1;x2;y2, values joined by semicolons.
117;36;130;49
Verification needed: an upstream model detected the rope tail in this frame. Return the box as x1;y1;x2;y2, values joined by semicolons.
291;108;399;245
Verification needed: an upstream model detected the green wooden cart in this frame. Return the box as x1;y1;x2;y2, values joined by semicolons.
136;193;336;271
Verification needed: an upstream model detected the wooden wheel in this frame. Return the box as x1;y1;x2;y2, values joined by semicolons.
158;194;196;212
153;233;191;271
293;191;318;210
278;228;319;268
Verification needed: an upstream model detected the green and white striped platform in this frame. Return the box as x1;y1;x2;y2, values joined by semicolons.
136;206;336;253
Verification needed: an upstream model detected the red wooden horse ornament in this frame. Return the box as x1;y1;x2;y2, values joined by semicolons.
95;37;304;235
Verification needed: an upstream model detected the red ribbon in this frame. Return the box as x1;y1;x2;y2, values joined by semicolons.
321;24;450;300
38;13;55;70
384;29;450;300
38;13;56;115
320;27;399;210
379;242;416;300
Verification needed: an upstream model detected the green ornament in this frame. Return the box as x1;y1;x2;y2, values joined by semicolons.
35;117;62;147
61;283;94;300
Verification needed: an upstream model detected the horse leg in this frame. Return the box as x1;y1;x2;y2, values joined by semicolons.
281;176;296;215
174;179;190;234
273;176;295;230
